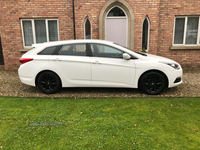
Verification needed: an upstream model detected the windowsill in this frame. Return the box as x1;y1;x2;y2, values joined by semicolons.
171;45;200;50
19;48;33;53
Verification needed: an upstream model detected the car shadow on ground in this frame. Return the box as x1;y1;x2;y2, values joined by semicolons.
50;87;180;98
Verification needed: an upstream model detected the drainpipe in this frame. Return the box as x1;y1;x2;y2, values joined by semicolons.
0;36;4;65
72;0;76;39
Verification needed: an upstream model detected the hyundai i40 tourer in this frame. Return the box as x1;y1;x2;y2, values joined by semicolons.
18;40;183;95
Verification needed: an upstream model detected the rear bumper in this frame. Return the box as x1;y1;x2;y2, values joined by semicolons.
18;76;35;86
18;65;36;86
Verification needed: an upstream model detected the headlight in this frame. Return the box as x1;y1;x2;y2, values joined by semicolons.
160;62;180;70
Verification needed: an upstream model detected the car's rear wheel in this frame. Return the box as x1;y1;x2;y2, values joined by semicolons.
139;72;166;95
37;71;61;94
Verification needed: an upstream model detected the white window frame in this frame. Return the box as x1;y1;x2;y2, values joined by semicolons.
84;17;92;39
141;16;150;51
173;16;200;46
20;18;59;48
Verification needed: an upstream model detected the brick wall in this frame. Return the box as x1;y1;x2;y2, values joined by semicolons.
74;0;160;55
0;0;74;70
0;0;200;70
158;0;200;67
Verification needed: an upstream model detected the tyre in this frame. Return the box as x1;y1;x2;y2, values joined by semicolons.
139;72;166;95
37;71;61;94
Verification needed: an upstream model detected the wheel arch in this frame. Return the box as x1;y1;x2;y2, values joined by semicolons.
35;70;62;87
138;69;169;89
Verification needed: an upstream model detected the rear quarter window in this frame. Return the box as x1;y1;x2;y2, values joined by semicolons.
38;46;57;55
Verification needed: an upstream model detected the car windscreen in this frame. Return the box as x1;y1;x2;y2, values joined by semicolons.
113;43;145;57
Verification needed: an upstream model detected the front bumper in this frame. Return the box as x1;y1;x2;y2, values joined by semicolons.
168;68;183;88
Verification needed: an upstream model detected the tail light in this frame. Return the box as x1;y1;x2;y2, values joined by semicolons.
20;58;33;64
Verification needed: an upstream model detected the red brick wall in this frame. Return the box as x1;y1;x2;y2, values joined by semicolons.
158;0;200;67
74;0;160;55
74;0;101;40
129;0;160;55
0;0;74;70
0;0;200;70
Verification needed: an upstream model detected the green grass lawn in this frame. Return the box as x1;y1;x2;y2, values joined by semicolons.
0;97;200;149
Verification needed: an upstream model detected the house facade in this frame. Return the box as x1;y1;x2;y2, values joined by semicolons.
0;0;200;70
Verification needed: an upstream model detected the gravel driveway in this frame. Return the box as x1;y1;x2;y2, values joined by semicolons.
0;65;199;98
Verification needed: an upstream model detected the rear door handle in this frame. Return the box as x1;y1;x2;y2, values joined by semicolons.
53;58;60;61
93;61;101;64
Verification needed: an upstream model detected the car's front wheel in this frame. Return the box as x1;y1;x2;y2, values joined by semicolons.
139;72;166;95
37;71;61;94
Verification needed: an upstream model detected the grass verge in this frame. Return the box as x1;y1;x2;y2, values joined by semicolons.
0;97;200;149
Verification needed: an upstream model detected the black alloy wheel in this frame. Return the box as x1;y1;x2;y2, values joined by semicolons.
37;71;61;94
139;72;166;95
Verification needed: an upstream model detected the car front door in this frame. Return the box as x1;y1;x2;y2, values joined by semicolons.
89;43;136;87
49;43;91;86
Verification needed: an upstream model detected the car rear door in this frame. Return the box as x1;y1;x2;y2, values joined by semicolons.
49;43;91;86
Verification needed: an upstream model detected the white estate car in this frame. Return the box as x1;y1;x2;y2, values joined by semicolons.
18;40;183;95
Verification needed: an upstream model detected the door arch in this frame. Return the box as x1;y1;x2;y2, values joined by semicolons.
106;6;127;47
99;0;134;49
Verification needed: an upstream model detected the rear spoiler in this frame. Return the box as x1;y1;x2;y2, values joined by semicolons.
32;44;42;48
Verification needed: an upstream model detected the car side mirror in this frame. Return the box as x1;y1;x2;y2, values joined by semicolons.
123;53;131;60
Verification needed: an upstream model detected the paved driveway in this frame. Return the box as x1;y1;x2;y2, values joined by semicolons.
0;66;200;98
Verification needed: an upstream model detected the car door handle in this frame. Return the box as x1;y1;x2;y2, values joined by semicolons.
53;58;60;61
93;61;101;64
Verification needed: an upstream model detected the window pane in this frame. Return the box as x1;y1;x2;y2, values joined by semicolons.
22;21;34;46
186;17;198;45
174;18;185;44
90;44;123;58
85;19;91;39
107;7;126;17
59;44;86;56
142;19;149;50
35;20;47;43
48;20;58;41
38;46;57;55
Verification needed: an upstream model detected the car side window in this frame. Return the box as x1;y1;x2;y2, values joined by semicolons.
38;46;57;55
58;44;86;56
90;44;123;58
